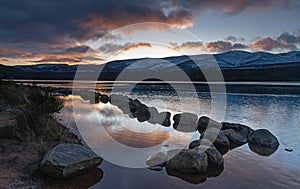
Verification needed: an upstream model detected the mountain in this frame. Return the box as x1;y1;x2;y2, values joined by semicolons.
1;51;300;81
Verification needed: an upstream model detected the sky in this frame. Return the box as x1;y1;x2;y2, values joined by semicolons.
0;0;300;65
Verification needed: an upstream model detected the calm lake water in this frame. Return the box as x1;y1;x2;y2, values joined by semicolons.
30;81;300;188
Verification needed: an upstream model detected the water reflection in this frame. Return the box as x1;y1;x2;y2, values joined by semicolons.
58;88;300;188
248;144;278;156
44;168;103;188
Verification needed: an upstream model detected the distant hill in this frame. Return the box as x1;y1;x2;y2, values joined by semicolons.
1;51;300;81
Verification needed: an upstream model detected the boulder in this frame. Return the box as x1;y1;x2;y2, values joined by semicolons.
76;90;94;101
173;113;198;132
148;111;171;127
166;149;207;175
201;127;229;155
0;112;17;138
128;99;142;118
99;94;109;104
194;146;224;169
197;116;222;134
156;112;171;127
189;140;201;149
109;94;130;106
134;104;151;122
146;152;167;167
40;143;103;179
248;129;279;156
222;122;254;139
147;107;159;124
223;129;247;149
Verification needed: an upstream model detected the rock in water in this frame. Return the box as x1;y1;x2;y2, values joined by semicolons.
40;143;103;179
173;113;198;132
166;149;207;174
135;104;151;122
248;129;279;156
99;94;109;103
188;139;214;149
146;152;167;167
194;145;224;177
285;148;293;152
197;116;222;134
147;107;159;124
0;111;17;138
189;140;201;149
157;112;171;127
222;122;254;139
201;127;230;155
223;129;248;149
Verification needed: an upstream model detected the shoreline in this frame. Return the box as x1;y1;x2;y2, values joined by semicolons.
0;81;86;188
14;80;300;96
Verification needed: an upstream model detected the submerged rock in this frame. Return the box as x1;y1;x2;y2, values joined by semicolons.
0;111;17;138
197;116;222;134
223;129;248;149
147;166;164;171
248;129;279;156
173;113;198;132
166;149;207;175
40;143;103;179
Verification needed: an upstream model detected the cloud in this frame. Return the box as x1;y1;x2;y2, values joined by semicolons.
0;58;9;62
251;33;300;51
251;37;282;51
0;0;287;45
99;42;152;54
123;42;152;51
29;57;81;63
63;45;91;53
170;32;300;53
206;40;248;52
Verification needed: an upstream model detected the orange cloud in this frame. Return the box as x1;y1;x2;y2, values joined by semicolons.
250;33;300;51
251;37;282;51
170;40;248;52
123;42;152;51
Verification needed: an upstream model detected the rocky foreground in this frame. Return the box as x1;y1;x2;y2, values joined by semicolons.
0;82;102;188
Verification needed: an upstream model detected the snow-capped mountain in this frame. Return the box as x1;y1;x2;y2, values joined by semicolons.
1;50;300;81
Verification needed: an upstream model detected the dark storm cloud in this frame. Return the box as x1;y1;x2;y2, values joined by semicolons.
0;0;293;63
0;0;288;44
29;57;81;63
99;42;152;54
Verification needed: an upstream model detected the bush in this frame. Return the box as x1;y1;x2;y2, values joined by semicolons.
0;82;70;141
